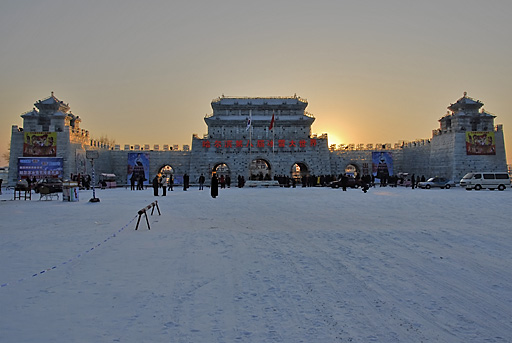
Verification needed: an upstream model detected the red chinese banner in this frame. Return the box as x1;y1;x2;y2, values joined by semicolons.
202;138;318;149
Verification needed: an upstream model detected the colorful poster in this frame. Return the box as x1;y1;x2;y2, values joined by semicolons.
23;132;57;157
127;152;150;185
18;157;63;179
372;152;393;178
466;131;496;155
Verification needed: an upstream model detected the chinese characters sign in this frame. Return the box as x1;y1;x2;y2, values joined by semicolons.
18;157;63;179
466;131;496;155
201;138;318;149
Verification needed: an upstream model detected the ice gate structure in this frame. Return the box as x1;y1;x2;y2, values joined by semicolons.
7;92;508;186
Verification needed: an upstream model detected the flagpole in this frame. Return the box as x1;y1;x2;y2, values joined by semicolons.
272;112;275;155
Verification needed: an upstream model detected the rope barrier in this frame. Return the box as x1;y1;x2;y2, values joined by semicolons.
0;215;138;289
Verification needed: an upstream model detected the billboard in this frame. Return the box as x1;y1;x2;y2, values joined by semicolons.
466;131;496;155
23;132;57;157
18;157;63;179
127;152;150;185
372;152;393;178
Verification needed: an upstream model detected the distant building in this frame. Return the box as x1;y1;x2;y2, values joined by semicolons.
8;92;507;186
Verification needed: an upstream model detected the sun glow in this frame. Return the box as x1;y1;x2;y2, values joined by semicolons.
326;133;344;148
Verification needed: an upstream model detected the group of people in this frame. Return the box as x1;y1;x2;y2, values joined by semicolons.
145;171;431;199
377;174;426;188
151;173;192;196
70;173;92;190
149;173;225;199
129;173;147;191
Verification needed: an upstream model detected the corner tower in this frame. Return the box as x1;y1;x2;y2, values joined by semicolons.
429;92;507;180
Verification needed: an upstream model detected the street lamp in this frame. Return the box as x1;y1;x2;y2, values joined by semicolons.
86;150;100;203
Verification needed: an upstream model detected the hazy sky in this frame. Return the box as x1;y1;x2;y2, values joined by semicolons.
2;0;511;166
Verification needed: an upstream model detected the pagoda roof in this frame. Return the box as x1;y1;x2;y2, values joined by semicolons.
20;108;39;117
448;92;483;112
34;92;70;113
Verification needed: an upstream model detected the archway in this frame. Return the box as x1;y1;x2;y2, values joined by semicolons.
291;162;309;181
345;163;360;177
249;158;271;180
158;165;174;184
212;163;231;178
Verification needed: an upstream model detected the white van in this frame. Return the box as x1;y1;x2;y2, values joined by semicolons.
460;172;511;191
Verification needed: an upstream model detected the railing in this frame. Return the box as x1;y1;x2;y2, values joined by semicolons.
205;111;315;119
329;140;433;152
211;95;307;103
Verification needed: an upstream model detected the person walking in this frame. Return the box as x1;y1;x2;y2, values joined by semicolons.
198;173;205;190
211;174;219;198
411;174;416;189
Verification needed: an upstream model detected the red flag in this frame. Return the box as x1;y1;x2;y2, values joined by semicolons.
269;112;275;130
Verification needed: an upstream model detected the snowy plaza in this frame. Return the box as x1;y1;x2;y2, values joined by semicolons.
1;186;511;342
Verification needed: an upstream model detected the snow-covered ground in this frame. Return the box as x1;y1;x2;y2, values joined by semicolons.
1;185;511;342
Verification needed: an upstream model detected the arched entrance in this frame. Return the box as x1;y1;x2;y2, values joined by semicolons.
345;163;360;177
158;165;174;184
291;162;309;181
212;163;231;178
249;158;271;180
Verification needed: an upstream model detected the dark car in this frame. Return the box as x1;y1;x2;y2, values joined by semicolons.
329;177;360;189
418;177;456;189
34;178;63;193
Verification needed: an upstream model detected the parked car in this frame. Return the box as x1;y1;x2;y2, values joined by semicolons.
418;177;456;189
33;178;63;193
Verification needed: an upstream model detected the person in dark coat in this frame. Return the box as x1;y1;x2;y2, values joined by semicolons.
341;174;348;191
183;173;189;191
152;175;159;196
211;174;219;198
198;173;205;190
130;173;136;191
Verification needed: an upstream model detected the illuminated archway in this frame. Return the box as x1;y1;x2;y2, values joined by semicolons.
158;165;174;184
291;162;309;181
249;159;271;180
212;163;230;177
345;163;360;177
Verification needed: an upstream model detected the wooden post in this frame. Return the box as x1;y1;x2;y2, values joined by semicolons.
135;201;161;230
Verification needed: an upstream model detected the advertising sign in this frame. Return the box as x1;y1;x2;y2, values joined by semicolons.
23;132;57;157
372;152;393;178
18;157;63;179
466;131;496;155
127;152;150;185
